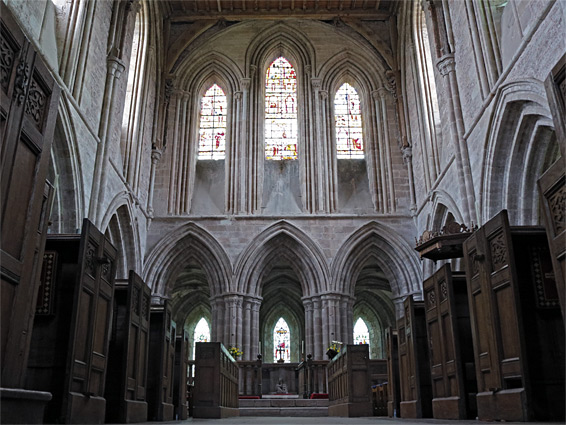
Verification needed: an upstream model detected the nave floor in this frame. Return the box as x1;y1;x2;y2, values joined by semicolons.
115;418;561;425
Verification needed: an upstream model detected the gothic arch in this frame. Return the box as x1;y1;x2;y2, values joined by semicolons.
482;79;557;225
234;221;329;297
48;98;84;233
143;222;232;298
331;221;422;300
101;197;142;278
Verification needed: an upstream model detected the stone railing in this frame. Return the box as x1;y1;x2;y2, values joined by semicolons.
237;355;263;397
297;354;329;398
193;342;239;418
327;344;373;417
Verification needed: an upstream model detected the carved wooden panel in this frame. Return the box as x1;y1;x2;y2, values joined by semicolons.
174;330;190;420
424;264;476;419
397;296;432;418
0;2;60;388
105;270;151;423
147;302;176;421
385;328;400;417
463;210;565;421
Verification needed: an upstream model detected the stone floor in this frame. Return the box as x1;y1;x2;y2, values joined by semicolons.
127;418;560;425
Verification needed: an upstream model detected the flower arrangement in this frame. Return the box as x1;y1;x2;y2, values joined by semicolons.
327;341;343;353
228;346;243;358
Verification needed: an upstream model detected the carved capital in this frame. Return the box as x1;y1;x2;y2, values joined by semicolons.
437;54;455;76
249;64;257;76
164;77;175;101
234;91;242;100
151;147;162;163
376;86;389;100
107;55;126;78
311;78;321;91
240;78;251;90
385;70;397;99
319;90;328;100
402;146;413;163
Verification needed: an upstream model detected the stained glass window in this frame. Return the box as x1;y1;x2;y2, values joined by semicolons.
198;84;227;160
335;83;364;158
193;317;210;360
273;317;291;363
353;317;370;348
265;57;297;160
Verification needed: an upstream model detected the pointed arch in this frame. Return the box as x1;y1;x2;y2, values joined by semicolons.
331;221;421;300
482;79;557;225
234;221;329;297
143;222;233;298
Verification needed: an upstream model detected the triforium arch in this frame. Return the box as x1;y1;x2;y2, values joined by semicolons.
244;23;317;213
233;220;329;359
331;221;422;319
482;79;558;225
166;52;243;215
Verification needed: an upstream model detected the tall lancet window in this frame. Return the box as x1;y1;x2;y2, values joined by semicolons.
198;84;227;160
265;57;297;160
335;83;364;158
273;317;291;363
193;317;211;360
353;317;370;349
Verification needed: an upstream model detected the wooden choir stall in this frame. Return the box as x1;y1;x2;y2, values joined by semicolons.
104;271;151;423
397;296;432;418
385;328;400;418
147;301;176;421
26;219;117;424
423;264;477;419
174;331;190;420
463;210;565;422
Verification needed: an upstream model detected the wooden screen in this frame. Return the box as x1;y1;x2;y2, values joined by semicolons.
147;302;176;421
463;210;565;421
423;264;476;419
105;270;151;423
538;160;565;321
385;328;400;418
174;331;190;420
1;2;60;387
397;296;432;418
26;219;117;423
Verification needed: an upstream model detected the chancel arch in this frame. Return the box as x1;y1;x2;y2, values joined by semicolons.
234;220;329;359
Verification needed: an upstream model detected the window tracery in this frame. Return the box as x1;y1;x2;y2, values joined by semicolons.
273;317;291;363
353;317;370;348
198;84;227;160
193;317;210;360
265;57;297;160
335;83;364;158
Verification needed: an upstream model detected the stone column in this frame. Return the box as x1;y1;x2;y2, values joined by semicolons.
147;146;162;217
403;146;417;216
372;89;388;213
242;298;252;360
89;54;125;226
177;90;191;214
437;54;475;224
312;296;322;359
347;297;355;345
303;298;314;357
249;297;262;359
377;87;395;213
167;89;182;214
236;296;243;352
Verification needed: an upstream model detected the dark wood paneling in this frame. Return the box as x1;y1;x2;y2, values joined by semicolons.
397;296;432;418
26;219;117;424
1;2;60;387
105;271;151;423
463;210;565;421
423;264;476;419
385;328;400;418
174;331;189;420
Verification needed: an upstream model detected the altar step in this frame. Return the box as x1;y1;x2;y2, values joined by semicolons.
239;397;329;417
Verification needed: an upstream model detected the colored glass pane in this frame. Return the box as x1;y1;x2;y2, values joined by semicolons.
265;57;297;160
193;317;210;360
198;84;227;160
353;317;370;348
273;317;291;363
335;83;364;158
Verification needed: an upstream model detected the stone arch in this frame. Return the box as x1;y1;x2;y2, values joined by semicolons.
143;222;232;298
48;98;84;233
234;221;329;297
428;189;465;229
101;197;141;279
482;79;557;225
183;304;212;359
331;221;422;302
